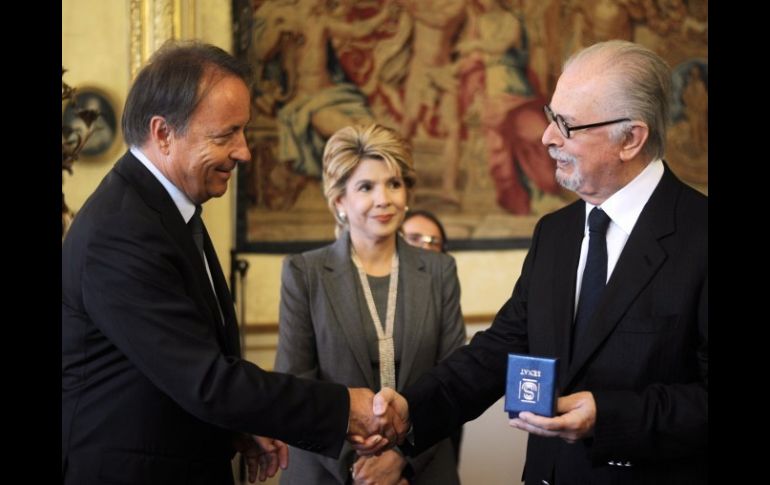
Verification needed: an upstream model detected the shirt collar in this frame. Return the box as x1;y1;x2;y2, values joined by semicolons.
585;159;664;235
130;146;197;223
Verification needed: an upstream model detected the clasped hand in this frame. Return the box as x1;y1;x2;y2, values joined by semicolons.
347;387;410;455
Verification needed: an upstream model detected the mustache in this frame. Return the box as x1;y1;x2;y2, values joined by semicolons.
548;147;578;164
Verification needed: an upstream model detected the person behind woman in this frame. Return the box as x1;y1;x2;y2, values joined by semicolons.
400;209;467;465
401;209;448;253
274;124;466;485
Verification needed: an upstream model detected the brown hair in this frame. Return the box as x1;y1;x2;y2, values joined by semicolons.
122;40;252;147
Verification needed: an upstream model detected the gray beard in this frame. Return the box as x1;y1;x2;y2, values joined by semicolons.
549;147;583;192
556;167;583;191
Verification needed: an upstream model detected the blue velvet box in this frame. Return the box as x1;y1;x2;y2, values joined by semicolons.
504;353;559;418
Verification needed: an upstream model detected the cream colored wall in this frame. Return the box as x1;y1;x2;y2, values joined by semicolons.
240;250;525;324
63;2;531;483
62;0;130;214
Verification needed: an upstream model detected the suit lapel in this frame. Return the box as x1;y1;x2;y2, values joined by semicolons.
552;202;586;386
395;239;431;389
202;226;241;357
565;167;679;388
114;154;199;264
114;152;236;354
321;234;376;388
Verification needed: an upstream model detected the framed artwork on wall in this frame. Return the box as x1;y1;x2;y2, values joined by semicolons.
62;86;120;160
232;0;707;253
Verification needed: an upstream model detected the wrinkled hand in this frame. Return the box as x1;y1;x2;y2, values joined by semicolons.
352;387;410;456
351;449;406;485
234;434;289;483
347;387;410;455
347;388;387;454
509;391;596;444
372;387;409;432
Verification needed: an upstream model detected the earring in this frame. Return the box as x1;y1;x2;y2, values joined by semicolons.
405;205;410;213
338;211;347;223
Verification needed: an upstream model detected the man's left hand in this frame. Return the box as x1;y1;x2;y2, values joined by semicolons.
509;391;596;444
234;434;289;482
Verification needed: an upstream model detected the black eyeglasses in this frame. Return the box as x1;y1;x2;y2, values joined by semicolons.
544;105;630;139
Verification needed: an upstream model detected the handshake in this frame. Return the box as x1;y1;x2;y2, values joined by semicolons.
347;387;410;455
244;387;409;483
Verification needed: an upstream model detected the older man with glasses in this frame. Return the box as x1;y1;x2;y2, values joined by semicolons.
543;104;631;140
368;40;708;485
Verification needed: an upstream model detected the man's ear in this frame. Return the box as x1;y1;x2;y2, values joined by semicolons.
619;122;649;162
149;116;172;154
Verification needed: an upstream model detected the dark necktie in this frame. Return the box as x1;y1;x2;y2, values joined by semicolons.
189;205;225;325
189;205;205;262
572;208;611;353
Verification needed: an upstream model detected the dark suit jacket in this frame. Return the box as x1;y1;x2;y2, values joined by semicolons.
275;232;466;484
402;165;708;485
62;152;350;485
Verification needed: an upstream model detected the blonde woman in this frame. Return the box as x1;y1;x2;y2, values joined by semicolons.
275;124;465;484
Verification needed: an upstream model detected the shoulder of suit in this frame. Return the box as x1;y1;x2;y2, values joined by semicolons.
75;168;148;224
283;243;337;273
678;181;708;206
539;198;584;224
402;243;456;272
300;243;334;262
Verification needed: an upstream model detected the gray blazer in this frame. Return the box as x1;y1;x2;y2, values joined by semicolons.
275;232;466;484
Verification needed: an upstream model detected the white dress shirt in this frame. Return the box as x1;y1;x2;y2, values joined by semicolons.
573;159;664;317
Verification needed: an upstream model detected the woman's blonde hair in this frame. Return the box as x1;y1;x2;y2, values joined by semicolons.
322;124;416;231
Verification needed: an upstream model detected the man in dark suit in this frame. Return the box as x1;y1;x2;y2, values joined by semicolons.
372;40;708;484
62;41;405;485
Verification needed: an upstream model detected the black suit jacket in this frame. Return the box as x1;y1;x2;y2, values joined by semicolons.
402;165;708;484
62;152;350;485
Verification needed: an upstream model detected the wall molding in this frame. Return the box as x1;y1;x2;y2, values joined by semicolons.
242;313;497;336
129;0;195;79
